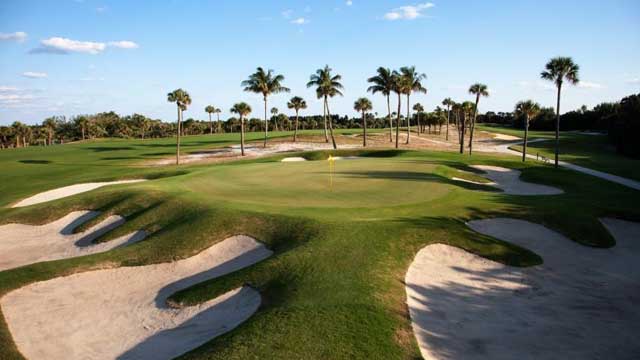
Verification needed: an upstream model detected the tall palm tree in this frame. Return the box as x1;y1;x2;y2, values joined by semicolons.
214;107;222;133
230;102;252;156
205;105;215;134
367;67;395;142
354;97;373;147
287;96;307;142
307;65;343;150
241;67;290;148
468;83;489;155
460;101;475;154
541;57;580;167
399;66;427;144
167;88;192;165
515;100;541;162
442;98;453;141
413;103;424;134
391;70;403;148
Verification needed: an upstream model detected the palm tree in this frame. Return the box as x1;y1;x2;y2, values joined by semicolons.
241;67;290;148
460;101;475;154
391;70;402;148
307;65;343;149
367;67;395;142
42;117;56;145
468;83;489;155
541;57;580;167
442;98;453;141
413;103;424;134
354;97;373;147
399;66;427;144
230;102;252;156
214;107;222;133
205;105;215;134
167;88;192;165
287;96;307;142
515;100;541;162
270;107;279;131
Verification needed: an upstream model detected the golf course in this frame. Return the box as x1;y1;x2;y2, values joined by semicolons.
0;127;639;359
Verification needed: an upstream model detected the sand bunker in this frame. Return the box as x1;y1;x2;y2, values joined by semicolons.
12;180;147;208
281;157;307;162
465;165;563;195
406;218;640;360
0;211;146;271
1;235;273;360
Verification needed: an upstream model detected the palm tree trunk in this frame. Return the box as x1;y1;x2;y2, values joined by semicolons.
263;97;268;148
387;95;393;142
523;115;529;162
81;127;85;140
459;112;465;154
209;113;213;135
469;94;479;155
405;95;411;144
555;83;562;168
323;101;329;143
240;116;245;156
217;113;221;133
363;111;367;147
446;105;450;141
294;110;299;142
325;97;338;150
176;105;181;165
395;93;401;149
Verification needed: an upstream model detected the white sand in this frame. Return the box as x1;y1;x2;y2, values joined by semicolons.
493;133;521;141
12;180;147;208
1;235;273;360
470;165;563;195
332;156;362;160
281;157;307;162
451;177;496;186
0;211;146;271
406;218;640;360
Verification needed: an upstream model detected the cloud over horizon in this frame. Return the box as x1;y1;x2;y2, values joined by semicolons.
30;37;139;55
384;2;435;21
22;72;48;79
0;32;28;42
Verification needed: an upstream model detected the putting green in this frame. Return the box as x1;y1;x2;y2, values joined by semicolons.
177;159;461;211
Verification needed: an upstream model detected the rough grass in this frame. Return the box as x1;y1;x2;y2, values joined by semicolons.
1;130;639;359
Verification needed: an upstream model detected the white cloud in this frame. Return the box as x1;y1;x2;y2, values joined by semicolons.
282;9;293;18
0;31;27;42
384;2;435;21
30;37;139;54
346;1;353;6
291;17;308;25
34;37;106;54
625;77;640;85
577;81;603;89
0;86;19;92
108;40;139;49
22;72;48;79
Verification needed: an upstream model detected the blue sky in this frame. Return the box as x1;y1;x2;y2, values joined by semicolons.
1;0;639;125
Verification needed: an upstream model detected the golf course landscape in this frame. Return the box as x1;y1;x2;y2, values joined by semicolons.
1;126;639;359
2;1;640;359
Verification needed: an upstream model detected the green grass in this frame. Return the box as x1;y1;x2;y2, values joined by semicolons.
1;130;639;359
477;124;640;181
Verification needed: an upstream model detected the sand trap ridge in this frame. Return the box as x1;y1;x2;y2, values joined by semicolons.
281;157;307;162
12;180;147;208
0;210;146;271
458;165;563;195
1;235;273;360
406;218;640;359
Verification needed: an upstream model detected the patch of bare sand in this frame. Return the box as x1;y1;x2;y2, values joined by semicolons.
1;235;272;360
12;180;147;208
466;165;563;195
406;218;640;360
0;210;146;271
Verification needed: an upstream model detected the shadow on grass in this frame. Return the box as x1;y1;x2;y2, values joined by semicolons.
18;159;52;164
